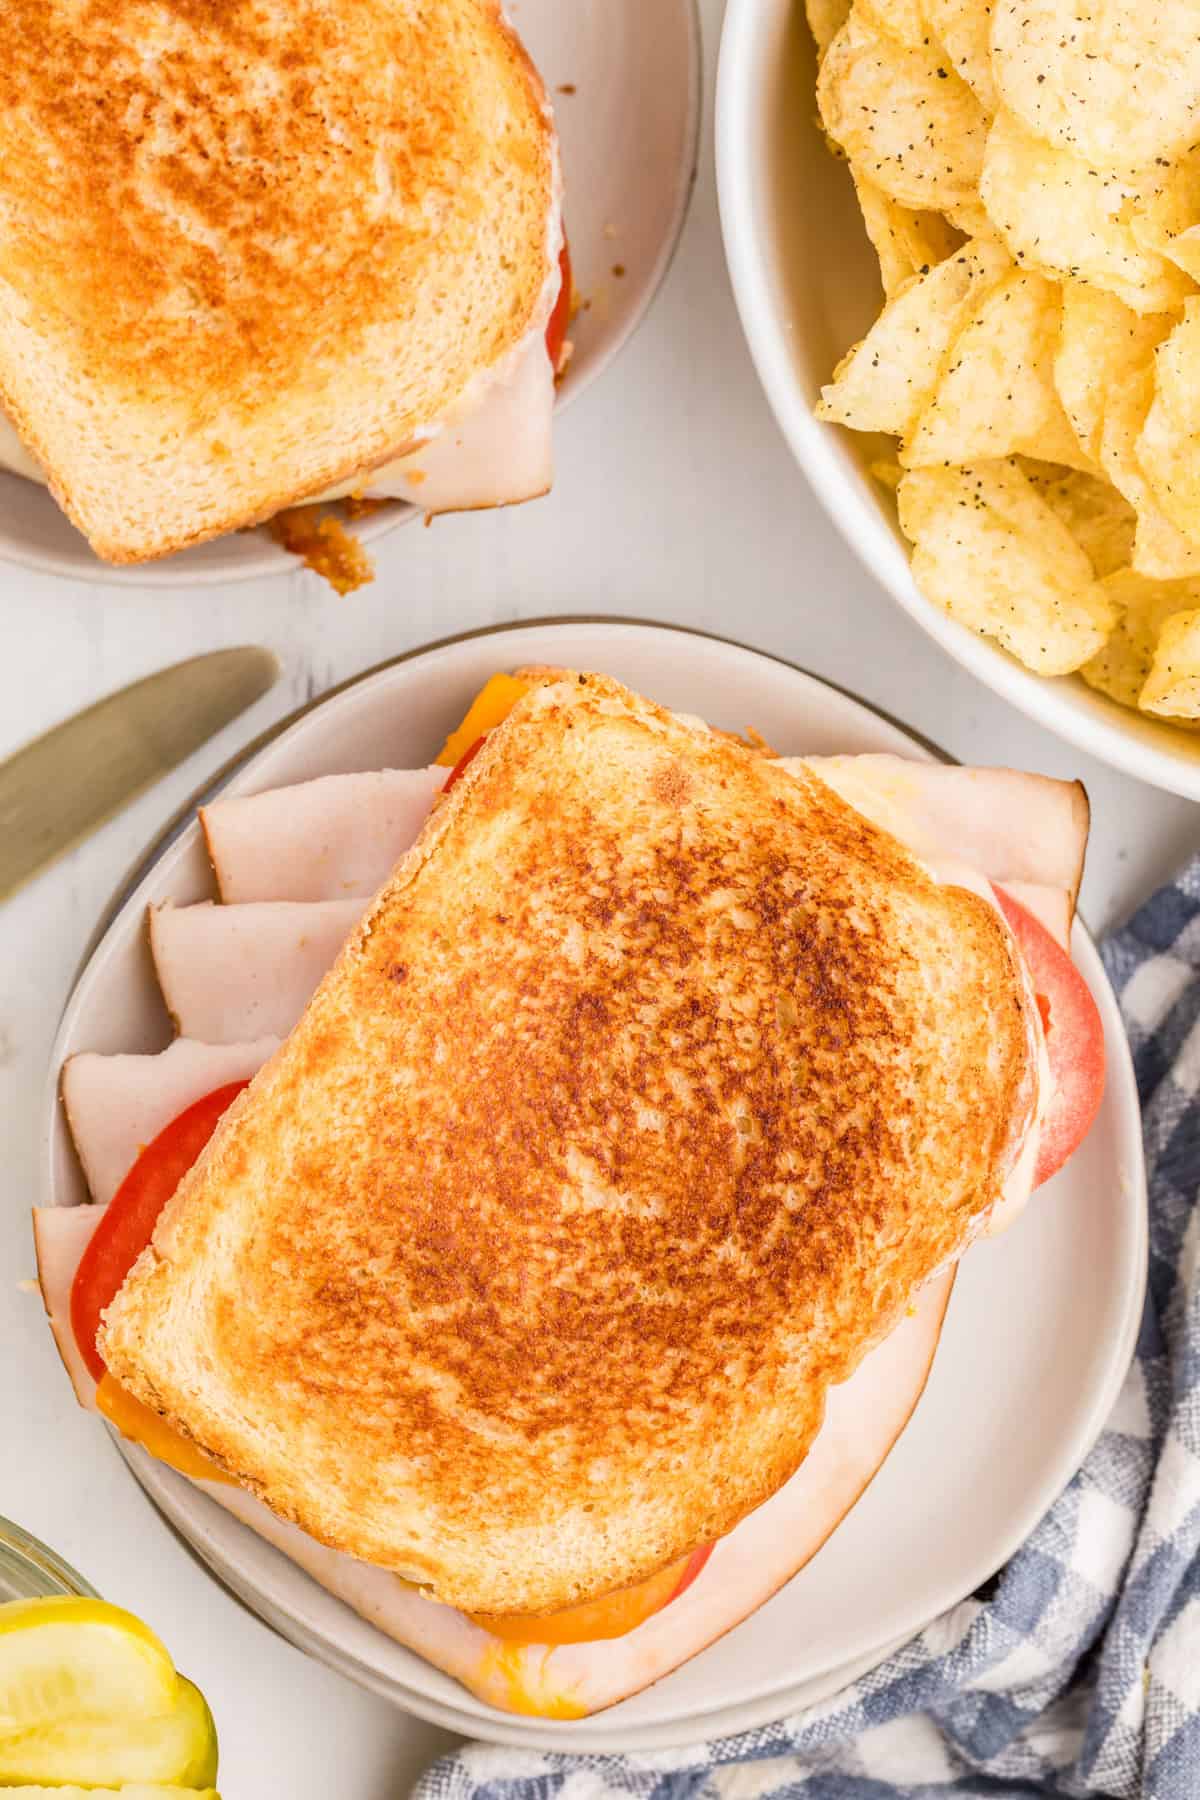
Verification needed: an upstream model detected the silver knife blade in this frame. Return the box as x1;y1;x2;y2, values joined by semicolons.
0;647;280;901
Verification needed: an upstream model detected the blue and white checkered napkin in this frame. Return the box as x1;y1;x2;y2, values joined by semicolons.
416;868;1200;1800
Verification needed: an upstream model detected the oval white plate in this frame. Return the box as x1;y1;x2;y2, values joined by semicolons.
42;622;1146;1748
0;1;700;588
716;0;1200;800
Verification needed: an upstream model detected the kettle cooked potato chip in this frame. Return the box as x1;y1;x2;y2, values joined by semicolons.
817;239;1011;436
1136;309;1200;547
1082;570;1200;712
849;166;964;298
1097;367;1200;583
807;0;1200;719
979;112;1195;316
920;0;996;110
897;461;1117;674
1020;462;1137;580
817;11;988;214
1131;152;1200;288
806;0;851;62
1141;611;1200;718
1054;284;1170;465
902;270;1088;470
990;0;1200;172
857;0;927;48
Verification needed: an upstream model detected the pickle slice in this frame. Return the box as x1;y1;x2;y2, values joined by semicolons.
0;1675;217;1787
0;1599;177;1733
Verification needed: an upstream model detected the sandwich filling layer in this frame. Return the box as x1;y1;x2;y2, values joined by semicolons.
0;243;565;519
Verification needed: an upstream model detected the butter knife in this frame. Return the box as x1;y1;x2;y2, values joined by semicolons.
0;647;279;900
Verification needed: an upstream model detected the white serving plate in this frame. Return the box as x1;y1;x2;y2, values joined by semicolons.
0;0;700;588
311;1626;922;1754
716;0;1200;800
42;622;1147;1749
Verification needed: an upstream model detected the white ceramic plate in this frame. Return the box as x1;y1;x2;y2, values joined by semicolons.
298;1627;923;1753
41;622;1147;1749
716;0;1200;801
0;1;700;588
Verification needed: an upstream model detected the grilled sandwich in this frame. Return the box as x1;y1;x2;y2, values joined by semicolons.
37;671;1105;1715
0;1;563;562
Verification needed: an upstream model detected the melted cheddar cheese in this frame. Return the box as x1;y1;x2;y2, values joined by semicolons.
436;673;531;766
97;1374;232;1485
467;1552;694;1648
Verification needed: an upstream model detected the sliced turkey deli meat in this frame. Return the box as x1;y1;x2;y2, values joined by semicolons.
32;1204;108;1409
201;768;446;903
0;329;558;516
62;1038;279;1205
1001;880;1072;954
201;755;1087;943
325;328;558;512
216;1271;955;1714
149;901;363;1041
791;756;1089;916
30;1193;953;1717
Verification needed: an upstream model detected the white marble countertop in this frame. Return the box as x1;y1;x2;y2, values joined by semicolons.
0;2;1195;1791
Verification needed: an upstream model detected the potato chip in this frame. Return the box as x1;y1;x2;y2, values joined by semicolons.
1148;301;1200;434
1054;282;1168;464
1097;365;1200;582
1136;392;1200;550
1018;460;1137;578
1134;307;1200;547
817;10;987;214
944;199;1000;241
991;0;1200;172
807;0;1200;724
806;0;852;61
849;165;963;296
1141;610;1200;717
1134;508;1200;585
896;460;1117;673
978;112;1193;316
1129;150;1200;287
858;0;928;48
1082;570;1200;710
903;270;1091;470
817;239;1011;435
921;0;996;110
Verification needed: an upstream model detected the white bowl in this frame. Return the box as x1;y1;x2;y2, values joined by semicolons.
42;621;1146;1748
0;0;700;589
715;0;1200;800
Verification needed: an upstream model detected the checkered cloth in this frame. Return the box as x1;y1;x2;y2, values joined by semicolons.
416;871;1200;1800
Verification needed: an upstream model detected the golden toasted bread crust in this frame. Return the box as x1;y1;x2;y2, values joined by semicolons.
100;676;1036;1613
0;1;558;559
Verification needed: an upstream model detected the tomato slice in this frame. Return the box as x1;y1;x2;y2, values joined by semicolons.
994;887;1105;1187
444;733;488;794
670;1542;714;1602
545;238;573;374
71;1079;249;1382
436;673;531;767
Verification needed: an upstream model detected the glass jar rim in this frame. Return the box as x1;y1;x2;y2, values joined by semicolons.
0;1516;97;1600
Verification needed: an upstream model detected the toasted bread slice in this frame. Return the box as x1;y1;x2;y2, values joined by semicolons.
0;1;559;561
35;1198;953;1715
100;675;1038;1615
